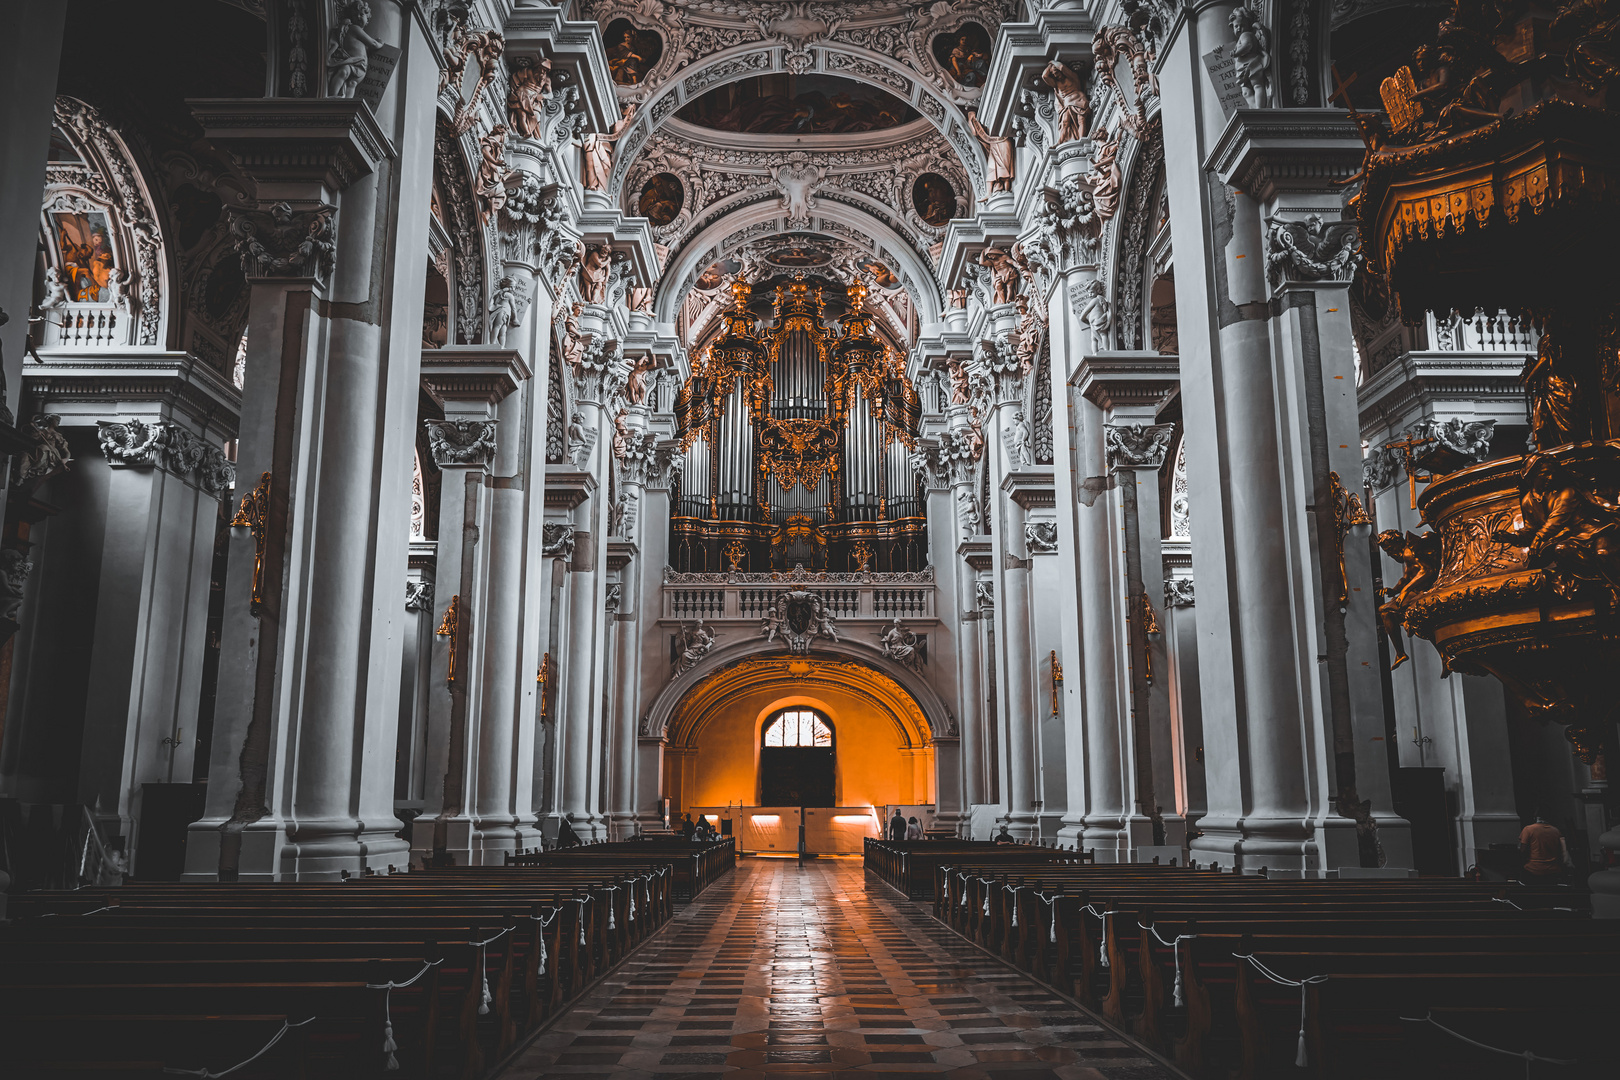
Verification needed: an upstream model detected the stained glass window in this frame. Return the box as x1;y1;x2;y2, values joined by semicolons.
762;709;832;747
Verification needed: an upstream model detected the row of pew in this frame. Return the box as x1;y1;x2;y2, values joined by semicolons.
867;840;1616;1078
0;840;735;1078
506;836;736;901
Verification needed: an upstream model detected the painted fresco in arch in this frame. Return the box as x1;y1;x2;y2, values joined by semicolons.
638;173;685;227
932;23;991;88
911;173;956;227
52;210;116;302
676;75;920;134
606;19;663;86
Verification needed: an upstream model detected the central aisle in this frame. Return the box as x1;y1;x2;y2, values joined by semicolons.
498;857;1176;1079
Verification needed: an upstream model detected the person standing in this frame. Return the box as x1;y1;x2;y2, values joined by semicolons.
1519;810;1572;884
681;813;697;842
556;814;581;849
905;816;924;840
888;809;907;841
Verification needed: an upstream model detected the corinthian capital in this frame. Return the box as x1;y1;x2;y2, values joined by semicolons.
571;337;630;405
973;335;1030;406
425;418;498;466
1105;422;1175;471
229;202;337;283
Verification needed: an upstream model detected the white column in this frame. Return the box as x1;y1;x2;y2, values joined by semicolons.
185;3;437;878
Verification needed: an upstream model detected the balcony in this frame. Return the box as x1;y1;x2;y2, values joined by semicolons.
660;566;937;624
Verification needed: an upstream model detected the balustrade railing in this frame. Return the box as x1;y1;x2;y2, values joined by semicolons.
662;569;936;623
41;304;125;348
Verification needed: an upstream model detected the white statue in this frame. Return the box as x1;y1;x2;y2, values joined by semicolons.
1076;278;1111;350
878;618;922;670
967;110;1015;195
1004;410;1033;467
327;0;384;98
40;267;70;310
1230;2;1273;108
488;276;520;347
956;487;981;539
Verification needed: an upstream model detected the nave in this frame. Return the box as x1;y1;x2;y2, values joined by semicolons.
498;857;1173;1080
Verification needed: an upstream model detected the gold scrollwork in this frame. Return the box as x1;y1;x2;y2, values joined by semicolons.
230;471;272;617
1328;470;1373;606
436;595;461;689
1050;649;1063;716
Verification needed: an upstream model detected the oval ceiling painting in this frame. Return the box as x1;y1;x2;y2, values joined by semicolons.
676;74;920;135
605;19;662;85
638;172;684;227
933;23;992;88
912;173;956;227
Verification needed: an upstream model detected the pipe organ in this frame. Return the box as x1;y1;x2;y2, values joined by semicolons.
672;278;926;573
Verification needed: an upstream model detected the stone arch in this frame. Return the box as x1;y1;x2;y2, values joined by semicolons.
656;197;944;327
42;96;169;350
432;113;491;346
608;42;986;200
643;636;957;745
1106;117;1165;353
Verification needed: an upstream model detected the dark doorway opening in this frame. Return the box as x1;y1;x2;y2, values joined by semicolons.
759;708;835;807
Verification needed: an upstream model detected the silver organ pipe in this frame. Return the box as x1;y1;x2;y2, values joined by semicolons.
717;378;752;518
681;433;711;517
887;435;915;519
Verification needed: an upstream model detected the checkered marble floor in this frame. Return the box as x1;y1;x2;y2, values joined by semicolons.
495;857;1178;1080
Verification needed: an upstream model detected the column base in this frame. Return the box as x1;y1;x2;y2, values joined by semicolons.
1081;815;1129;863
184;815;408;880
1190;813;1317;876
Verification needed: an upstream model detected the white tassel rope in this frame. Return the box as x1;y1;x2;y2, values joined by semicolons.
1398;1013;1578;1078
578;898;589;946
1236;953;1328;1068
1007;886;1019;928
468;927;512;1017
528;907;562;975
162;1016;317;1077
1139;920;1196;1008
1082;905;1122;969
1037;894;1060;943
363;959;444;1072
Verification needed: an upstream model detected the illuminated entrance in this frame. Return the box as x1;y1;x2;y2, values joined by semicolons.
662;655;936;853
759;708;835;806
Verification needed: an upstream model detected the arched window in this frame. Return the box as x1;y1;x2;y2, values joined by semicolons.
762;708;832;747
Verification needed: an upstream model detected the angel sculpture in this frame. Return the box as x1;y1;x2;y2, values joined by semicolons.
560;302;586;369
1492;453;1620;602
473;126;511;220
1375;528;1441;670
1041;60;1091;144
580;103;638;192
506;58;552;140
978;246;1023;306
624;355;656;406
1229;1;1273;107
878;618;923;670
966;109;1015;195
578;242;613;305
327;0;383;98
1083;131;1123;220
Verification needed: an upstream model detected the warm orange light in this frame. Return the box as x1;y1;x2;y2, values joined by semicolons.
705;815;719;823
832;815;870;824
751;814;781;824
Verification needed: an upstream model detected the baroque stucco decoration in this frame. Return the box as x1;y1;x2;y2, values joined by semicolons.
44;97;168;349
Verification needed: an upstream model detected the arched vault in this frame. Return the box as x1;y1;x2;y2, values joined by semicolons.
643;636;957;746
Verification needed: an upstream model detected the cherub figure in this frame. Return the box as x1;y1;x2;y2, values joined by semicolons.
1492;454;1620;601
327;0;383;98
1375;528;1441;669
1228;2;1273;107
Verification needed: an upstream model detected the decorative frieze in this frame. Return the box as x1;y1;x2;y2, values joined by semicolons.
96;419;238;496
229;201;338;283
1025;521;1059;554
424;418;498;466
1105;422;1175;471
405;579;434;612
1164;576;1195;608
541;522;576;559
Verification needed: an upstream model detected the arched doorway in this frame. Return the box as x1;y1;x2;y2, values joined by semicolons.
660;655;935;815
759;708;835;806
